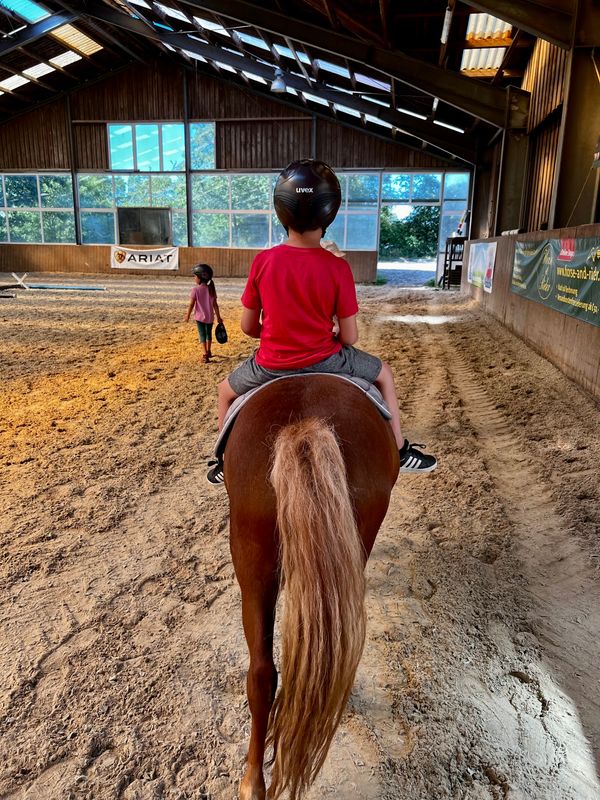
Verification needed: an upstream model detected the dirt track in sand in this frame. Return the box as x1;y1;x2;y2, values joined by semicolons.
1;274;600;800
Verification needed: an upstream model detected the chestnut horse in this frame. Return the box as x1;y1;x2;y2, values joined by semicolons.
224;375;399;800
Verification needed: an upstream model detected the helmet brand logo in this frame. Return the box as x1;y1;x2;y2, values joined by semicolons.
296;187;314;193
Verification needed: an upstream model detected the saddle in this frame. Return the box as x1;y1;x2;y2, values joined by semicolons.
213;373;391;461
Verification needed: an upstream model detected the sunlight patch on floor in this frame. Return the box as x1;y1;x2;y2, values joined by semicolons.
378;314;464;325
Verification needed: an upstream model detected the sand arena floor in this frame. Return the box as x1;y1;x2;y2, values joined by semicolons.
1;273;600;800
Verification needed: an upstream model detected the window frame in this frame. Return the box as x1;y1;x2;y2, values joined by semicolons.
0;172;76;244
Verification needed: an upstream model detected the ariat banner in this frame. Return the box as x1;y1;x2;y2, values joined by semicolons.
512;237;600;328
467;241;497;293
110;246;179;270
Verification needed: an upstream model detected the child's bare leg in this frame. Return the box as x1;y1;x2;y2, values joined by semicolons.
206;339;212;358
374;362;404;449
218;378;239;431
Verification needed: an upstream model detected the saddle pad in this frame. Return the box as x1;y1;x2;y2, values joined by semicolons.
213;373;391;460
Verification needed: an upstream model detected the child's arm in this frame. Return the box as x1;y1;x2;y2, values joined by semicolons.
184;298;195;322
212;296;223;323
337;314;358;346
241;307;262;339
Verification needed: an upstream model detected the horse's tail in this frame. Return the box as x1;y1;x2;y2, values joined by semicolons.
267;417;367;800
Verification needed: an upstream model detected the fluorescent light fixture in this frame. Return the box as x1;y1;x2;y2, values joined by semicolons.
433;119;465;133
361;95;388;107
440;6;452;44
0;74;30;90
49;50;83;67
271;67;286;93
397;106;428;120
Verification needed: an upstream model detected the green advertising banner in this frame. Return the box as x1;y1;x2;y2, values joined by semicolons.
512;237;600;328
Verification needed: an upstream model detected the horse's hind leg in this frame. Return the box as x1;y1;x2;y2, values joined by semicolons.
231;526;279;800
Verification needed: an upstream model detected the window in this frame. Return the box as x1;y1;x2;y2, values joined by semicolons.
77;173;188;245
1;173;75;243
438;172;470;255
108;122;195;172
190;123;216;169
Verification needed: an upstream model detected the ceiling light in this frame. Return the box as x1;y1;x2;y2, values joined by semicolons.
440;6;452;44
271;68;286;94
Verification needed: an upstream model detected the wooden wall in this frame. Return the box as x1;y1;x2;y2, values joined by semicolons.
469;39;569;240
521;40;568;232
463;224;600;399
0;244;377;283
0;58;450;172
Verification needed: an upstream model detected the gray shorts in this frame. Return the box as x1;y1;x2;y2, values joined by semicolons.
228;346;382;396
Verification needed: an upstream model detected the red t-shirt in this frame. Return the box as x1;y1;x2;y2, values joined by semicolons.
241;244;359;370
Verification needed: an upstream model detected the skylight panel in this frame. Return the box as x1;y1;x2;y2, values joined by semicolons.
49;50;83;68
466;13;511;43
129;0;151;6
23;62;55;78
461;47;505;73
334;104;361;118
154;2;189;22
365;114;393;129
236;31;270;51
194;16;231;36
182;49;207;62
274;44;310;64
285;86;298;95
315;60;350;79
302;91;329;106
0;74;30;91
0;0;48;22
52;25;103;55
153;21;174;31
355;73;390;92
215;61;237;74
242;70;267;84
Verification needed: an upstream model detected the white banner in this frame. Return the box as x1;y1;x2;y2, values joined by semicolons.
110;246;179;270
468;241;497;293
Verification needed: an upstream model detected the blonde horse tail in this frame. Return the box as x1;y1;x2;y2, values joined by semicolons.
267;418;367;800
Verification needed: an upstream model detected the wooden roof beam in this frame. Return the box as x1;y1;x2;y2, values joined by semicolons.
176;0;528;128
82;2;478;160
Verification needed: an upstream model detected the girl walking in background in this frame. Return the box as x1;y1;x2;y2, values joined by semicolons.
184;264;222;363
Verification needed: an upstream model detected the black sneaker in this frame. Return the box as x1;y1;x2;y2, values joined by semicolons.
400;440;437;473
206;458;225;486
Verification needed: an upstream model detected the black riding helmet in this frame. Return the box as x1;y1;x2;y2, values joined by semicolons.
273;159;341;236
192;263;213;282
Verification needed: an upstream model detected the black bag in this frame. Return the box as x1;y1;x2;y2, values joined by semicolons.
215;321;228;344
